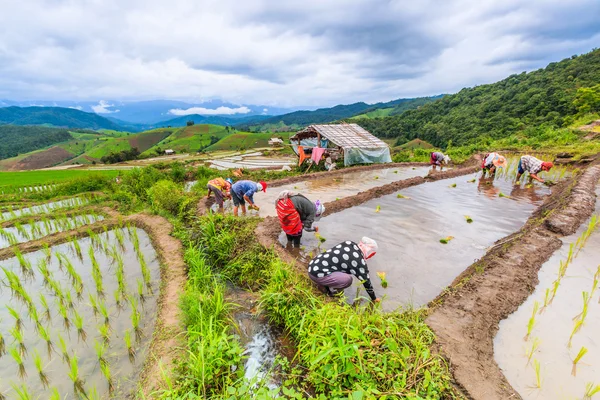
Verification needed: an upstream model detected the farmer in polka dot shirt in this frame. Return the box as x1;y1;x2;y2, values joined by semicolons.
307;237;380;302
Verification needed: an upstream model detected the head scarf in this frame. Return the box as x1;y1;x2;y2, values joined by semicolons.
275;190;299;204
314;200;325;220
541;161;554;170
358;237;378;260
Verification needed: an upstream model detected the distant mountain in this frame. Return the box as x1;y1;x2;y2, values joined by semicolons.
239;96;443;130
0;99;297;124
0;106;125;130
152;113;272;128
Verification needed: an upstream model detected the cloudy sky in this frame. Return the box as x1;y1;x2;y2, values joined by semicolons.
0;0;599;108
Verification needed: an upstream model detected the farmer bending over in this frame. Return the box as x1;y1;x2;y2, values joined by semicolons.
481;152;507;177
516;155;553;184
231;180;267;216
206;177;232;213
308;237;380;303
430;151;451;171
275;190;325;247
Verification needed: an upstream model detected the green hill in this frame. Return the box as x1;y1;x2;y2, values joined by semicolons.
205;131;292;151
78;128;175;161
0;125;72;159
142;124;233;155
358;49;600;147
0;106;127;130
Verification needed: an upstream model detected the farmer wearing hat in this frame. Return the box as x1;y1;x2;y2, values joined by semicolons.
516;155;554;184
307;237;381;303
275;190;325;247
230;180;268;216
430;151;451;171
206;177;233;213
481;152;507;177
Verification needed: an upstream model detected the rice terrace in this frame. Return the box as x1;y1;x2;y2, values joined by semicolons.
2;5;600;399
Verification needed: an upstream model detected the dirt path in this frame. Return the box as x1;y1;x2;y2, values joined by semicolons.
426;164;600;400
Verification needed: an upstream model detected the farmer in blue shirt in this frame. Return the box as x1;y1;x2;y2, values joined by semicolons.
231;180;268;216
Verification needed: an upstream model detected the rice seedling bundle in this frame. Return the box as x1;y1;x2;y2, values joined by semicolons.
584;383;600;399
376;272;388;288
525;337;540;365
9;346;27;378
57;333;70;363
396;194;410;199
439;236;454;244
375;205;381;213
125;330;136;363
9;327;27;357
100;357;113;392
73;310;87;342
6;305;24;332
524;301;539;341
533;359;542;388
68;354;86;396
572;346;588;376
37;323;54;357
99;323;110;344
464;215;473;223
33;349;50;388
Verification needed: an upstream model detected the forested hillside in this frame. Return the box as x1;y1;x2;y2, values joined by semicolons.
0;106;126;130
0;125;72;159
357;49;600;147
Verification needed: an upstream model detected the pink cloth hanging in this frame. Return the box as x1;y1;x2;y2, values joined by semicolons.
311;147;327;164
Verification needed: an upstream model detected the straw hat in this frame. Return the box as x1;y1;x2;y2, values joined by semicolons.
493;155;507;168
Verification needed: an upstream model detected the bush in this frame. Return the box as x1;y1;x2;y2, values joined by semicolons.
120;166;164;201
169;162;186;183
55;174;113;195
111;190;136;211
147;179;183;214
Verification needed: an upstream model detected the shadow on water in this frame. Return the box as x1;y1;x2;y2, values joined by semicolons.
280;171;556;311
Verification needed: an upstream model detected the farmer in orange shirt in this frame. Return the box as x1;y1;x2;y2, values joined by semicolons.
206;177;232;213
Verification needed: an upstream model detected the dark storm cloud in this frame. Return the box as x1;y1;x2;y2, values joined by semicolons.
0;0;599;106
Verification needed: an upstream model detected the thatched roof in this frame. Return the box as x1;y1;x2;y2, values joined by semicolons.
290;124;388;149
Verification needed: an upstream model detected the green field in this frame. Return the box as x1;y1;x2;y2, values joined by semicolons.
142;124;232;155
349;107;395;119
205;131;292;151
398;138;434;150
0;169;119;187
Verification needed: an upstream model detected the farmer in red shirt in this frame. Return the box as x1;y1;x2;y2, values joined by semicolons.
275;190;325;247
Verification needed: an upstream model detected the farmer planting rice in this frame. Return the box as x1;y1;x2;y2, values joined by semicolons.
481;152;507;177
308;237;380;303
206;177;232;213
515;155;554;184
430;151;451;171
275;190;325;247
231;180;267;216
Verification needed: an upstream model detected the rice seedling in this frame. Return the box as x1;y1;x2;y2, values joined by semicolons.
375;205;381;213
524;301;539;341
525;337;540;365
10;327;27;356
99;323;111;344
94;339;107;367
568;319;584;348
56;300;70;329
114;228;126;250
65;290;75;309
449;183;457;188
376;272;388;288
6;306;23;332
584;383;600;399
572;291;590;323
42;243;52;262
130;296;142;341
137;279;146;302
533;359;542;389
498;192;511;198
539;289;551;314
100;357;114;392
10;382;32;400
13;247;32;276
73;310;87;342
38;324;54;357
314;232;326;243
439;236;454;244
68;353;86;396
49;387;60;400
63;257;82;288
27;304;40;331
36;258;51;285
33;349;50;388
572;346;588;376
0;331;5;357
396;193;410;199
56;333;70;364
71;237;83;261
467;178;476;183
114;288;122;308
88;293;99;316
9;346;26;378
99;301;110;325
125;330;136;363
464;215;473;223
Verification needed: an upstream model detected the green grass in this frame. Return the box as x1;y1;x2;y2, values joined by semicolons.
349;107;395;119
143;125;232;155
0;169;118;187
82;128;174;160
205;131;293;151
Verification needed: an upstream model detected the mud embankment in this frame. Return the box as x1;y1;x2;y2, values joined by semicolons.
426;164;600;400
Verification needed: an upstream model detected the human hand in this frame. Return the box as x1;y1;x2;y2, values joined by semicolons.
314;226;319;232
372;298;381;304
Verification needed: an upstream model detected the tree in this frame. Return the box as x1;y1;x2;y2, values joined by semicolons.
186;120;195;126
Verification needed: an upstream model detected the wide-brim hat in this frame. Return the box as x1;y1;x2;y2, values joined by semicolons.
493;155;507;168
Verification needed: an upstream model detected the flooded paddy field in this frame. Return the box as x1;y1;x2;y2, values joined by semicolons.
1;197;89;221
0;214;104;249
0;227;160;398
258;165;431;217
282;172;554;310
208;152;295;170
494;187;600;399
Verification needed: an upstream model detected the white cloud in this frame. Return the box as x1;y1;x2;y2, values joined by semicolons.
0;0;598;107
168;106;251;115
69;105;83;110
91;100;119;114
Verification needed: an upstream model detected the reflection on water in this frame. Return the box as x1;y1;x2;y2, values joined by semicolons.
258;166;431;217
281;172;552;310
494;188;600;400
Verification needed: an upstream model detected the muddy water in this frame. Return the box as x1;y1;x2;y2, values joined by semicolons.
494;188;600;400
0;228;160;398
0;214;104;249
256;166;431;217
281;173;551;310
1;197;88;220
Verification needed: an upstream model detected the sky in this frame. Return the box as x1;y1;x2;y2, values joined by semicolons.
0;0;599;109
